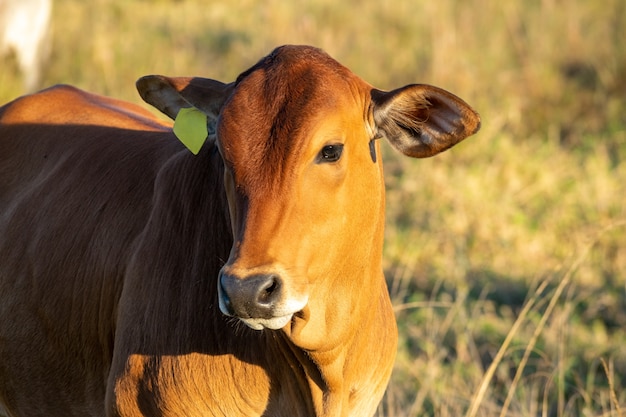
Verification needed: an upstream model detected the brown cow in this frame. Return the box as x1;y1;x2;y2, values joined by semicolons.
0;45;480;417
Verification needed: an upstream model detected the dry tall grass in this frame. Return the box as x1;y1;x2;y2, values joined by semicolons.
1;1;625;416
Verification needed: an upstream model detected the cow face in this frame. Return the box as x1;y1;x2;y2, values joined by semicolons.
214;47;385;332
137;45;480;336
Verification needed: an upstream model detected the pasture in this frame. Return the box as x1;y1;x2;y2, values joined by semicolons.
1;0;624;416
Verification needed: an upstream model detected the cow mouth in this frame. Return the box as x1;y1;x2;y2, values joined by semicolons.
234;298;309;331
217;269;309;331
239;314;294;331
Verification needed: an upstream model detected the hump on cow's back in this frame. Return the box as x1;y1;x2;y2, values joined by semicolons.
0;85;169;131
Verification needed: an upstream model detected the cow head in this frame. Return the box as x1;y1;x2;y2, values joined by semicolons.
137;45;480;347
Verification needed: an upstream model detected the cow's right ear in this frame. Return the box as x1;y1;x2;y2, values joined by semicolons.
136;75;234;121
137;76;235;154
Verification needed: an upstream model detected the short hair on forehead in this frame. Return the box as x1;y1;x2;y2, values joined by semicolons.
219;46;350;195
234;45;348;87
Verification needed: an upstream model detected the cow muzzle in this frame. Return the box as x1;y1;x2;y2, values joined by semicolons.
218;269;308;330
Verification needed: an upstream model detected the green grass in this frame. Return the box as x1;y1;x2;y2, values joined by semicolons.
2;0;625;415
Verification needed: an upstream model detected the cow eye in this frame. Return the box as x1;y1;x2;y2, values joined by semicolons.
317;144;344;163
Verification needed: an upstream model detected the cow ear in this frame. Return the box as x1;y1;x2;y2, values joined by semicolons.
136;75;234;121
371;85;480;158
137;76;235;154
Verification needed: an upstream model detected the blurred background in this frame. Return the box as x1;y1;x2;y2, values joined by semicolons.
1;0;625;415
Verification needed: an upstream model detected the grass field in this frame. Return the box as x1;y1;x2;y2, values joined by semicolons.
1;1;625;416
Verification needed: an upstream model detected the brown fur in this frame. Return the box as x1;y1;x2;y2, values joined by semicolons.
0;45;480;417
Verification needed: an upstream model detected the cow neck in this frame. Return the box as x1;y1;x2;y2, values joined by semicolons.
278;260;396;416
119;142;232;347
293;178;395;415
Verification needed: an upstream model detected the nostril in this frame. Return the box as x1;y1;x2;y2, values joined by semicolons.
257;275;280;305
219;272;283;319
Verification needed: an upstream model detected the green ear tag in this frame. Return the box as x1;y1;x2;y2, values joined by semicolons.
173;107;208;155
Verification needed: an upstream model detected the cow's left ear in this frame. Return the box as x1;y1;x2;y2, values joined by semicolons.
371;85;481;158
136;75;234;121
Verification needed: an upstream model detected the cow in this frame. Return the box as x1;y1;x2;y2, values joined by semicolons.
0;0;52;92
0;45;480;417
